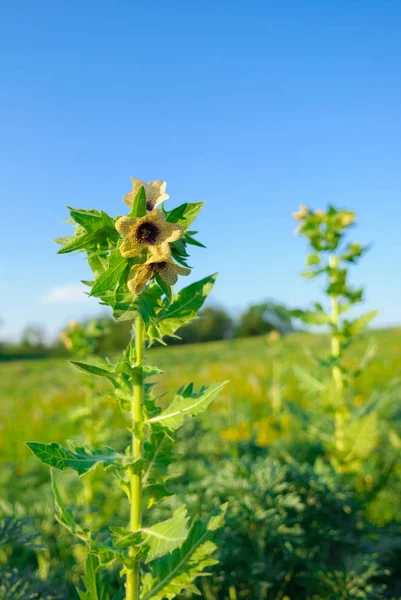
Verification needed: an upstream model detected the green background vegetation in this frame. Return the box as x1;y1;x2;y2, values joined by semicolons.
2;328;401;599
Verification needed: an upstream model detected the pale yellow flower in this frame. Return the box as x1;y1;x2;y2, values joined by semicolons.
267;330;281;343
292;204;309;221
127;259;190;295
220;422;250;443
60;332;73;350
315;209;325;217
115;210;183;261
123;177;169;212
341;213;355;227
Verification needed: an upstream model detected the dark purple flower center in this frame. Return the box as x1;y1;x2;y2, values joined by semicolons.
136;221;160;245
154;261;168;273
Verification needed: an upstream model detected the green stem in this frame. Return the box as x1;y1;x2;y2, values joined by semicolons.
329;254;345;451
329;254;343;393
126;315;145;600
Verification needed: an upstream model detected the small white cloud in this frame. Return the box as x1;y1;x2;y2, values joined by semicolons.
41;283;90;304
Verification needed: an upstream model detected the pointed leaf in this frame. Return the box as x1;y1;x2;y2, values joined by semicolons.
146;381;228;431
128;186;147;218
70;361;116;380
77;554;111;600
166;203;204;229
90;250;129;297
349;310;378;336
140;504;227;600
146;274;217;344
27;442;121;476
293;365;325;393
67;208;115;232
111;505;189;563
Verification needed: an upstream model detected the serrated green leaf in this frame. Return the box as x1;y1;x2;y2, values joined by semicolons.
27;442;121;476
57;231;104;254
146;274;217;344
67;207;115;232
146;381;227;431
57;207;118;255
166;203;204;229
142;431;174;506
90;250;129;297
77;555;111;600
111;505;189;563
140;504;227;600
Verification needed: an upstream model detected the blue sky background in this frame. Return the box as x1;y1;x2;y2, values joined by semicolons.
1;0;400;341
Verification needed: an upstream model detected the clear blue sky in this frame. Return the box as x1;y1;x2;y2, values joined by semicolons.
1;0;400;341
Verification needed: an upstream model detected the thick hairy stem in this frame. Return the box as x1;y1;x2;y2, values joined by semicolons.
329;254;345;451
126;315;145;600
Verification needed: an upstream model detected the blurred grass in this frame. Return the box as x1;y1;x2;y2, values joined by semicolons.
1;328;400;468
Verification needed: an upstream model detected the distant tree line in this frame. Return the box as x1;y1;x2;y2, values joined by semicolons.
0;300;295;360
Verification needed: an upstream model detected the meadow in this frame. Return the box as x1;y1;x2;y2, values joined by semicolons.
2;328;401;599
2;329;401;466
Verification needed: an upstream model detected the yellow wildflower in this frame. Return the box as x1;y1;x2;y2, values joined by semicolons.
68;319;78;329
315;209;325;217
267;329;281;343
115;210;183;261
220;422;250;443
353;395;364;406
127;258;190;295
292;204;309;221
341;213;355;227
60;332;73;350
123;177;169;212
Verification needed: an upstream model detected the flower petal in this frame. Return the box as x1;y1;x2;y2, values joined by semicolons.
146;181;168;210
123;191;134;208
123;178;169;211
127;264;153;295
148;242;171;261
150;212;183;244
148;181;169;210
120;237;143;259
115;216;138;236
174;264;191;276
164;222;183;243
159;264;179;286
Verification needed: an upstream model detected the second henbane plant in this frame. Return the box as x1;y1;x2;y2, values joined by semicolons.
27;177;228;600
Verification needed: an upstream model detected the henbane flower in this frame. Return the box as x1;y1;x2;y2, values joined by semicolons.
127;259;191;294
341;213;355;227
292;204;309;221
115;210;183;261
123;177;169;211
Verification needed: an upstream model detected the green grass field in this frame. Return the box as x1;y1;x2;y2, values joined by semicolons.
1;328;400;466
2;328;401;599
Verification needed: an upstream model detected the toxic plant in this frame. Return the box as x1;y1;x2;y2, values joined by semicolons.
27;177;227;599
60;318;115;532
292;204;379;470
